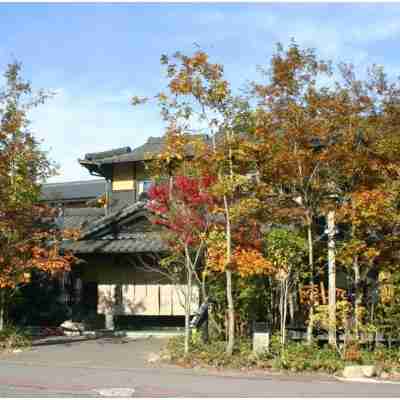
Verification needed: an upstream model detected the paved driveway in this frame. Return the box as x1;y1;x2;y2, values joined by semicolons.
0;337;399;397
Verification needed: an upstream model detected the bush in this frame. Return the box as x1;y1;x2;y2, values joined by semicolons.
165;335;257;369
270;342;344;373
360;347;400;372
0;326;31;350
164;335;400;375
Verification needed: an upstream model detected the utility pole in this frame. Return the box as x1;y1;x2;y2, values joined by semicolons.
327;210;337;347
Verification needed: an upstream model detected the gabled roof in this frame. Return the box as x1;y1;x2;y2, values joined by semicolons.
79;134;212;177
41;179;105;202
79;201;148;239
62;207;105;230
62;201;169;255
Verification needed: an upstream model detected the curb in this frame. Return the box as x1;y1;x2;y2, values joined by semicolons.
335;376;400;385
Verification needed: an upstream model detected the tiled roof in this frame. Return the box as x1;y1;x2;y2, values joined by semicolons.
79;135;212;167
62;207;105;230
62;201;169;254
84;147;132;161
41;179;105;202
79;201;147;239
62;233;168;254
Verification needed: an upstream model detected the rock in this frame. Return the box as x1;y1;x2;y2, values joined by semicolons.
381;371;390;379
147;352;160;363
161;353;172;362
362;365;377;378
342;365;365;379
60;320;84;333
253;332;270;355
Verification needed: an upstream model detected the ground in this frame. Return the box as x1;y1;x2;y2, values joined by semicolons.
0;336;399;397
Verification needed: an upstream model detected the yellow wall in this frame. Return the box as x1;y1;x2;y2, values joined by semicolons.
112;163;134;191
111;162;151;196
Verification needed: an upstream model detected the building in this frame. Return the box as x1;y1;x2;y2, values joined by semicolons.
41;179;106;208
60;136;209;329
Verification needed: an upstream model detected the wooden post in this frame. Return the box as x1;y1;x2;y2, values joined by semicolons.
327;210;337;347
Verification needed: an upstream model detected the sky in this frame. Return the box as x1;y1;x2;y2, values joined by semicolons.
1;2;400;183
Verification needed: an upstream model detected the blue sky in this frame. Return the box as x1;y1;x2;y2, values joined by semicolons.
1;3;400;182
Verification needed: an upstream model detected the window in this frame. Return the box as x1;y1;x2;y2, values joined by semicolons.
137;179;153;195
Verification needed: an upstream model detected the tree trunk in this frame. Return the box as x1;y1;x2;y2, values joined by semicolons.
184;248;192;356
226;269;235;356
280;279;289;348
306;218;315;345
280;280;284;345
327;210;337;347
0;290;4;331
288;291;295;324
353;256;361;339
223;193;235;356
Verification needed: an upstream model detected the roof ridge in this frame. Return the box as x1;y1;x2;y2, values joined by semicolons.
79;201;148;240
43;179;105;187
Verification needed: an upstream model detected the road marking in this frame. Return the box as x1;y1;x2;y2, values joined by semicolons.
93;387;136;397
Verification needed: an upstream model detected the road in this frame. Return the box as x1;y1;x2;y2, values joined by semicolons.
0;337;399;397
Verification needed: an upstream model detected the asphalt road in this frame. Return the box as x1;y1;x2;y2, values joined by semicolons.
0;337;399;397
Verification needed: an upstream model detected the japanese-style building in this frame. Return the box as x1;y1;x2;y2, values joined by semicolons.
58;136;209;329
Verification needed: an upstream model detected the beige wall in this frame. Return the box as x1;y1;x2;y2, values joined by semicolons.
97;283;199;316
81;256;199;317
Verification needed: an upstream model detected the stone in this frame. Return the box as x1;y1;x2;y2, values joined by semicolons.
60;320;84;332
12;349;22;354
105;313;114;330
161;353;172;362
362;365;377;378
253;332;270;355
147;352;160;363
342;365;365;379
381;371;390;379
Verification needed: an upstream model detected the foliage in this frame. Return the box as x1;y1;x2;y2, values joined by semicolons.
0;62;73;295
0;62;75;332
136;41;400;356
271;341;344;373
0;325;31;350
7;270;70;326
165;336;400;374
164;335;345;373
165;334;256;369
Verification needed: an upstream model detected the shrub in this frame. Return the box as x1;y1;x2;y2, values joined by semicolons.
270;342;344;373
164;336;400;375
0;326;31;350
165;335;256;369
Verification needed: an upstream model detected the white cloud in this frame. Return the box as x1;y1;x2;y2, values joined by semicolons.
30;86;165;183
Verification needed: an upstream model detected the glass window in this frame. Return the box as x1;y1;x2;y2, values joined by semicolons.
138;180;153;194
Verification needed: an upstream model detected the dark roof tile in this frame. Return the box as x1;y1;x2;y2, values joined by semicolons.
79;135;211;167
41;179;105;202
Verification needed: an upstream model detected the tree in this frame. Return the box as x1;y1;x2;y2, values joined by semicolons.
134;49;258;355
250;42;342;344
264;227;307;348
148;169;215;354
0;62;73;329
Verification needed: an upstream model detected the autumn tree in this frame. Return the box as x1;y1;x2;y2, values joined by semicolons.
134;49;263;355
251;42;400;346
0;62;73;329
250;42;346;344
264;227;307;347
148;169;215;354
